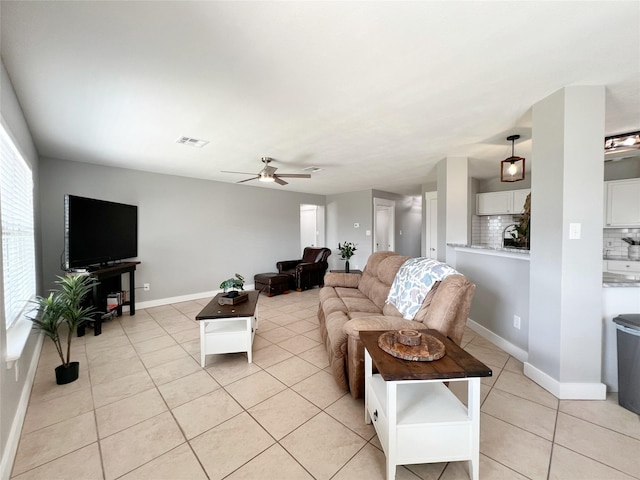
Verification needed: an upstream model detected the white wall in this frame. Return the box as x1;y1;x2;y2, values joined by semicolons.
528;86;606;399
0;60;42;480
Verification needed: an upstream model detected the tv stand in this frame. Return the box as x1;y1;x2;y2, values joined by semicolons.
77;261;141;336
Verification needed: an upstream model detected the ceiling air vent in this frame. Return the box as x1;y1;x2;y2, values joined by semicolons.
175;136;209;148
303;166;324;173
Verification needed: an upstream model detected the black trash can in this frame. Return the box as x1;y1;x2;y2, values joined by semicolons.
613;314;640;415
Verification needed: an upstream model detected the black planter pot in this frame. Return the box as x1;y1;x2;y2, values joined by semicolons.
226;291;239;298
55;362;79;385
345;260;350;273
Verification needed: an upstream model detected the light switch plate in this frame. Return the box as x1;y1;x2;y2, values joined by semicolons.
569;223;581;240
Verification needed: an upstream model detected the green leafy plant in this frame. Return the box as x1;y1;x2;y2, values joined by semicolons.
511;193;531;249
338;242;357;260
28;275;97;367
219;273;245;293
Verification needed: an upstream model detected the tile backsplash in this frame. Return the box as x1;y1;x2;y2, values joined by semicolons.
473;218;639;255
604;228;640;259
472;214;520;248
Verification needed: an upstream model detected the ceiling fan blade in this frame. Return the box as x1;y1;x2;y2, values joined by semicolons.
262;165;277;175
237;176;259;183
221;170;256;175
273;173;311;178
274;176;288;185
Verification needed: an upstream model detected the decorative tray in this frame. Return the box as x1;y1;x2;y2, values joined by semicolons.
218;292;249;305
378;329;446;361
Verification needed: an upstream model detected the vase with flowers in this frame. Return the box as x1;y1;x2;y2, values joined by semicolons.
338;242;357;273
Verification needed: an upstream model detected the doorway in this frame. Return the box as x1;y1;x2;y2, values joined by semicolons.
300;204;323;252
373;198;395;252
425;191;438;259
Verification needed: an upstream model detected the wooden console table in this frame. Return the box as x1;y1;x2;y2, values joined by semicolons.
360;330;492;480
77;261;141;336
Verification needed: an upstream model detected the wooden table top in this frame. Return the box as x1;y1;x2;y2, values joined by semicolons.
196;291;259;320
360;329;492;382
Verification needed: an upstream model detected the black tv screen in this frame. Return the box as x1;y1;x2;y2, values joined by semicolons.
64;195;138;269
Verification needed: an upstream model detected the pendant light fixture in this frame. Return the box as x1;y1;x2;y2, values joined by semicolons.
501;134;525;182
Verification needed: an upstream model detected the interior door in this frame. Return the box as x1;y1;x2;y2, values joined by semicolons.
300;204;318;251
425;192;438;259
374;198;395;252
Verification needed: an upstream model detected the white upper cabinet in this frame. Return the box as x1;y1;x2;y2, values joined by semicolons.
604;179;640;227
477;189;530;215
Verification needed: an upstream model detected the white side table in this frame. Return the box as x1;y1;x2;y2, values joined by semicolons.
196;291;259;367
360;330;492;480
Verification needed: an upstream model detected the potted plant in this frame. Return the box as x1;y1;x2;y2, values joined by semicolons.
28;275;97;385
511;193;531;249
338;242;357;273
219;273;245;298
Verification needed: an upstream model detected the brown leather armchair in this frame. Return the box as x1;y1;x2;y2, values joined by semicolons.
277;247;332;291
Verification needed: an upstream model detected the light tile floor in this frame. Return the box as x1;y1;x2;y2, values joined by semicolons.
11;289;640;480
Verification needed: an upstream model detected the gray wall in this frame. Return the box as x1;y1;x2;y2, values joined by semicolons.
455;251;530;352
477;175;532;193
325;190;373;271
38;158;325;300
0;60;42;478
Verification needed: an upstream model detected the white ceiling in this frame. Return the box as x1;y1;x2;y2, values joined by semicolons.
1;1;639;196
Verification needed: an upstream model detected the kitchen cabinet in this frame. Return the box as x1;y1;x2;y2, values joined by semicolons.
476;189;530;215
605;179;640;227
605;260;640;275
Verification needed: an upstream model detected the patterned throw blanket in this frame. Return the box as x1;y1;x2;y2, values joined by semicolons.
386;258;459;320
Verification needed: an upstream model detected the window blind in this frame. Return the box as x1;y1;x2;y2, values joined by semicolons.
1;125;36;329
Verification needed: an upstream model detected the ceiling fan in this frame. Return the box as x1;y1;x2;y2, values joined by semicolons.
221;157;311;185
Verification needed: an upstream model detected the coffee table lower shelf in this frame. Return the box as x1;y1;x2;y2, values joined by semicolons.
200;316;257;366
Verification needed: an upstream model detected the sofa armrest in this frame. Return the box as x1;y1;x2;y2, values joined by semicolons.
344;316;423;339
296;261;327;273
277;259;301;272
323;272;362;288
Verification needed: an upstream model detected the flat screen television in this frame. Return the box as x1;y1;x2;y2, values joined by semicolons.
64;195;138;270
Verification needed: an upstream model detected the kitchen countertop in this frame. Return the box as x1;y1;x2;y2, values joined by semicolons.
449;244;640;286
603;256;640;263
448;243;530;255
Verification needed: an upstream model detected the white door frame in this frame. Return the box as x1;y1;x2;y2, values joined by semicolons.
373;197;395;252
424;191;438;259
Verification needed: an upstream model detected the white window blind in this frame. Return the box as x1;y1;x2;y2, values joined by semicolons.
1;125;36;329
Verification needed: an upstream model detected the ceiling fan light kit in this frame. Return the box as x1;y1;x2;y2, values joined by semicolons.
221;157;311;186
500;134;526;183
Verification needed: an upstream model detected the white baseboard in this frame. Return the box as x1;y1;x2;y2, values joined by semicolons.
524;362;607;400
466;318;528;363
134;284;256;311
1;334;43;480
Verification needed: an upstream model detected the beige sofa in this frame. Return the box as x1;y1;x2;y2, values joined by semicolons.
318;251;475;398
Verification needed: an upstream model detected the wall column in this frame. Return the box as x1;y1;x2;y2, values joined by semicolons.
437;156;470;264
526;86;606;399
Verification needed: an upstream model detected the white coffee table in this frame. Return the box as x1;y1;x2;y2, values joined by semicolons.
195;291;259;367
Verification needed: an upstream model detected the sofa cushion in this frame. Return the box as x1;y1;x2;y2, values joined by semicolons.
377;255;410;286
342;296;381;315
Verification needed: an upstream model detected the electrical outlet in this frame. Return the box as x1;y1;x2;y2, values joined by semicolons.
513;315;521;330
143;283;150;291
607;241;614;247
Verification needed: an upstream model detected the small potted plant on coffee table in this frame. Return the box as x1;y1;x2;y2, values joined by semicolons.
219;273;247;305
